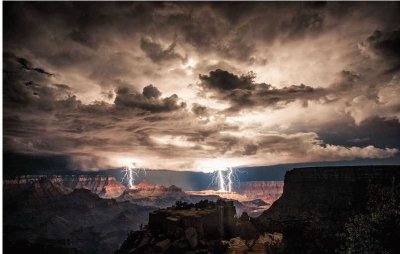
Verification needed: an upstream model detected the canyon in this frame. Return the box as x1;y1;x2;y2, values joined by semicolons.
4;174;283;253
116;180;190;207
115;165;400;254
3;177;156;253
4;175;126;198
4;166;400;253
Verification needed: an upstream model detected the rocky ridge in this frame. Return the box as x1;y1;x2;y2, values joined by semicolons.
256;165;400;254
236;181;284;204
4;175;126;198
4;178;156;254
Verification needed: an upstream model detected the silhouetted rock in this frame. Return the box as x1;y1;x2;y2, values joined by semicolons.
4;178;156;254
116;199;236;254
256;165;400;254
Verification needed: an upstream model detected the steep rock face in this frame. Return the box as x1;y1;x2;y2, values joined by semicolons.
116;180;189;207
55;175;126;198
4;175;126;198
116;199;237;254
4;177;72;209
148;199;237;240
257;166;400;253
4;179;156;254
236;181;284;204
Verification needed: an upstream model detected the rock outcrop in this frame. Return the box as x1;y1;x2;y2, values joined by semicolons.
149;199;237;240
116;199;237;254
4;175;126;198
256;165;400;254
236;181;284;204
4;178;156;254
116;180;190;207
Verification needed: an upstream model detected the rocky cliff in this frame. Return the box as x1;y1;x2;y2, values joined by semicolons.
257;165;400;253
4;178;156;254
4;175;126;198
116;199;237;254
116;180;190;207
236;181;284;204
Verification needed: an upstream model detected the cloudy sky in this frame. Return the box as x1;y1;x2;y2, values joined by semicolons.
3;2;400;172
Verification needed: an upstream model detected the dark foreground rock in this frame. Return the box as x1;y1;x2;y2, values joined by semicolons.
115;199;238;254
3;178;156;254
256;165;400;254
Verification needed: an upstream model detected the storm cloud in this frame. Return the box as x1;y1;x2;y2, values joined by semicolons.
114;85;186;113
3;2;400;171
199;69;326;111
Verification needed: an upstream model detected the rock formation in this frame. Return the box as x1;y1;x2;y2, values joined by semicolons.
4;175;126;198
236;181;284;204
150;199;236;240
256;165;400;254
116;199;238;253
3;178;156;254
116;180;190;207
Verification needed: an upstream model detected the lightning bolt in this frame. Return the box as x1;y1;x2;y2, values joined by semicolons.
227;167;233;192
211;167;238;193
218;169;226;192
121;162;147;189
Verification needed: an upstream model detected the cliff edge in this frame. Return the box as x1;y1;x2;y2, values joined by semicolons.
257;165;400;253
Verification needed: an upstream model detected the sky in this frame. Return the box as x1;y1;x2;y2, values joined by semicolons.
3;2;400;172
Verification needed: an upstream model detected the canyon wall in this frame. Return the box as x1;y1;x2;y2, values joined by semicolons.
4;177;156;254
116;180;190;208
236;181;284;204
4;175;126;198
257;165;400;253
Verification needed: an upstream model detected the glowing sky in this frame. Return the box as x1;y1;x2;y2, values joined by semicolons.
3;2;400;171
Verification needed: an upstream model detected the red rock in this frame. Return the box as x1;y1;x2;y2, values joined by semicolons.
236;181;284;204
4;175;127;199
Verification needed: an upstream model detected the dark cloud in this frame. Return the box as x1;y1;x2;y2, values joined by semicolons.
283;11;324;40
243;144;258;156
4;2;400;66
366;29;400;59
191;103;208;117
142;84;162;99
360;28;400;72
3;2;400;171
3;54;79;111
69;29;98;50
114;85;186;113
17;57;53;76
318;117;400;150
140;36;183;63
199;69;255;91
199;69;325;111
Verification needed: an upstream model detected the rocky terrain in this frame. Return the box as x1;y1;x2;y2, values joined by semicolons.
236;181;284;204
187;191;269;217
3;175;273;253
3;174;288;253
116;199;284;254
256;165;400;254
6;166;397;253
116;180;191;208
115;180;272;216
3;178;156;254
116;199;237;254
4;175;126;198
